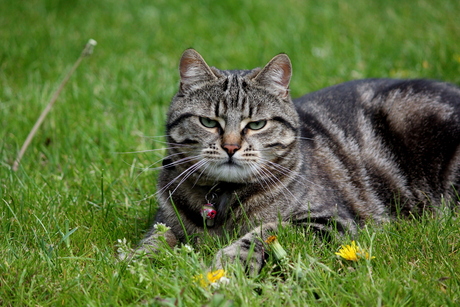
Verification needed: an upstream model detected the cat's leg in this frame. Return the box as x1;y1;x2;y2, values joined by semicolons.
213;222;288;275
136;227;178;254
119;225;178;261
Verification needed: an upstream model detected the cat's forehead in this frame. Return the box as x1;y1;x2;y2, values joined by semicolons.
205;68;284;120
217;69;258;77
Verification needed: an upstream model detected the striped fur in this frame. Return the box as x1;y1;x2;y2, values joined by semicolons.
136;49;460;273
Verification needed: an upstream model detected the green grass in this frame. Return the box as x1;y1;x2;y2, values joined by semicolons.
1;0;460;305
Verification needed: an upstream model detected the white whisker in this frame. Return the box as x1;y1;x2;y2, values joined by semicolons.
153;155;202;170
260;158;330;191
141;134;171;139
294;136;314;141
114;146;191;155
153;140;199;147
155;159;208;199
247;162;277;198
256;162;304;206
191;160;214;188
260;159;306;183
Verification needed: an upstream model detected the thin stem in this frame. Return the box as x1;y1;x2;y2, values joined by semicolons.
12;39;97;171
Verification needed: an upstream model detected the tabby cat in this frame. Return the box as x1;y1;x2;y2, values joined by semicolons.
135;49;460;273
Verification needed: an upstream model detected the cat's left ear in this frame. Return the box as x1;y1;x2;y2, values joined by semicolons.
253;54;292;99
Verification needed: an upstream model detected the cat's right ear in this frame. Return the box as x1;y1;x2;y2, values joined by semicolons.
179;49;218;93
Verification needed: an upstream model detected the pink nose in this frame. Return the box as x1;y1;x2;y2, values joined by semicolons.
222;143;241;156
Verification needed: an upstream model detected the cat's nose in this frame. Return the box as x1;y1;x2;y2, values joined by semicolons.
222;143;241;156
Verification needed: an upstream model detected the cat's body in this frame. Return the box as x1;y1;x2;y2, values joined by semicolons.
136;49;460;272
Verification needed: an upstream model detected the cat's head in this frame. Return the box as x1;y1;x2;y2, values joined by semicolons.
164;49;300;184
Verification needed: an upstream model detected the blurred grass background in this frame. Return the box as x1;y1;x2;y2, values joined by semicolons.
1;0;459;305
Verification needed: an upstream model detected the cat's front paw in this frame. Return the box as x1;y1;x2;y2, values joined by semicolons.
119;226;178;261
213;240;266;276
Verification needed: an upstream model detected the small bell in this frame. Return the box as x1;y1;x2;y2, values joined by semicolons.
200;203;217;227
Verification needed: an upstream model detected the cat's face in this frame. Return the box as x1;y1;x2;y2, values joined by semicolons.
164;49;300;184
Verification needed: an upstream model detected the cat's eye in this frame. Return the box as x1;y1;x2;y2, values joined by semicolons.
200;117;219;128
247;120;267;130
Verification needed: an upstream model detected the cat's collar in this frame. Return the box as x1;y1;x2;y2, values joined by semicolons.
200;185;219;227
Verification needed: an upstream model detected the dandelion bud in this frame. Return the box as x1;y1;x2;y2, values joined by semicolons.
265;235;287;261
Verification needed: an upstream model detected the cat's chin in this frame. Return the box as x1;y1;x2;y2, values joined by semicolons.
207;163;255;183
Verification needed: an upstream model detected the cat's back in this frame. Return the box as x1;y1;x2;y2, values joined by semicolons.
293;79;460;139
292;78;460;215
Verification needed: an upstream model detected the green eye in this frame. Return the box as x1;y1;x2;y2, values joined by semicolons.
200;117;219;128
247;120;267;130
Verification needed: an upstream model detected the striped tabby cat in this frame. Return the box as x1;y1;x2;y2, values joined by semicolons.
136;49;460;272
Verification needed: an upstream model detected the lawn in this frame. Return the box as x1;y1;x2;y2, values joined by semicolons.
1;0;460;305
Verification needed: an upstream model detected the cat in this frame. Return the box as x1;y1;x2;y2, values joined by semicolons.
134;49;460;273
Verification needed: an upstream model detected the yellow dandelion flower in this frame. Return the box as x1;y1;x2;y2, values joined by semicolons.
335;241;375;261
196;269;227;287
265;235;287;260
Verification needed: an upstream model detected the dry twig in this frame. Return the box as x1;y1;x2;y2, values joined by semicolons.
12;39;97;171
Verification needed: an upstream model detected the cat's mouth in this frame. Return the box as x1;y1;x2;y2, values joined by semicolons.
223;157;238;165
221;159;243;170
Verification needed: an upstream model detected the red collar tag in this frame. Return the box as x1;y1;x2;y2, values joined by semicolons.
200;203;217;227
